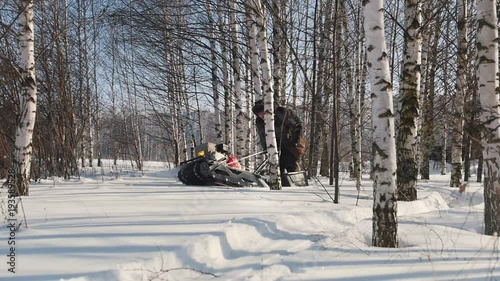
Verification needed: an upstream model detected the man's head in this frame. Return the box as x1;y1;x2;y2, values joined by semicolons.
252;99;265;119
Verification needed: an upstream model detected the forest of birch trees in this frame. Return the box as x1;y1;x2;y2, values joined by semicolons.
1;0;500;244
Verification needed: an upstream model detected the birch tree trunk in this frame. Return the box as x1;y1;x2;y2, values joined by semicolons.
476;0;500;235
14;0;37;196
91;0;101;167
318;0;332;177
363;0;398;247
231;0;245;157
450;0;468;187
441;122;448;175
76;0;85;169
477;151;483;182
66;0;78;178
246;5;262;101
110;28;117;166
360;46;368;181
348;1;363;190
128;64;143;171
194;69;204;144
420;37;437;179
83;0;93;168
217;0;233;150
441;19;452;176
308;0;329;178
396;0;422;201
250;0;281;189
418;5;430;180
420;8;440;180
329;0;341;191
207;3;223;144
246;3;262;167
272;0;285;104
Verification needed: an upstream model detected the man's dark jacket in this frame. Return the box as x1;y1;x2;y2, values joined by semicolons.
255;106;303;158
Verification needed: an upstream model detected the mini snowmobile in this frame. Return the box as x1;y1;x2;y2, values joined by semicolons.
177;142;308;188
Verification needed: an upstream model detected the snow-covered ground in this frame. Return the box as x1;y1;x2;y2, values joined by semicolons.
1;162;499;281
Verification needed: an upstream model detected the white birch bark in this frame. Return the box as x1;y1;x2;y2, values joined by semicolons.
363;0;398;247
250;0;281;189
217;0;233;150
420;31;437;180
243;11;254;167
87;98;94;168
83;0;93;168
245;67;253;168
418;8;430;180
169;95;181;165
131;114;143;170
279;0;287;102
246;5;262;100
91;0;101;167
441;21;451;176
14;0;37;196
126;30;144;171
450;0;468;187
441;124;447;175
272;0;284;104
231;0;245;157
357;14;367;184
129;57;143;171
206;4;223;144
396;0;422;201
309;1;330;178
417;6;441;180
348;2;362;190
77;0;85;168
476;0;500;235
245;5;261;167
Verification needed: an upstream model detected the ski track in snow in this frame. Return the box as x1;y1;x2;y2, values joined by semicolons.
1;164;499;281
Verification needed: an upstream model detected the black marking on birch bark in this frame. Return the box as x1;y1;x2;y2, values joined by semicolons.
378;109;393;118
373;142;388;158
